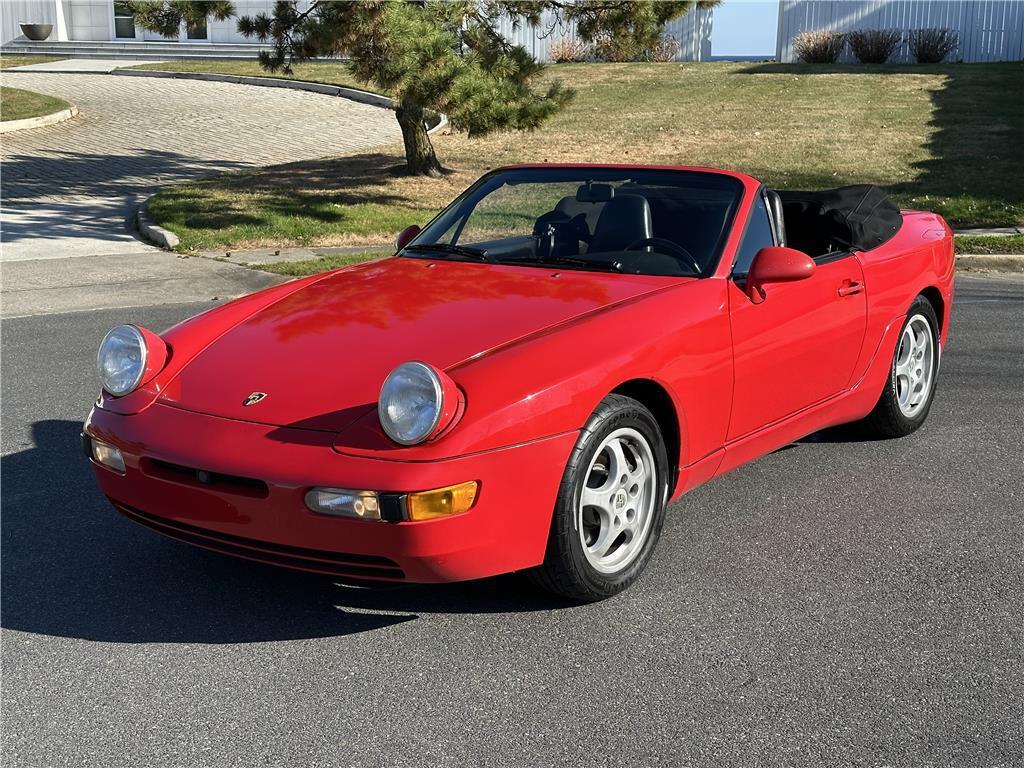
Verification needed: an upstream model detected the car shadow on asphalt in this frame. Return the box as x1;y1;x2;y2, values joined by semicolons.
1;420;571;645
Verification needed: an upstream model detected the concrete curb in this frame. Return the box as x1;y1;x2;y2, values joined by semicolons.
956;254;1024;273
135;198;179;249
954;227;1021;236
109;68;449;134
0;104;78;133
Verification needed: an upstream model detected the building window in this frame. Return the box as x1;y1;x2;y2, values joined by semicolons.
186;17;208;40
113;2;136;39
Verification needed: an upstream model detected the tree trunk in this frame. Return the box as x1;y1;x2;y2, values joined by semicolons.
396;101;443;176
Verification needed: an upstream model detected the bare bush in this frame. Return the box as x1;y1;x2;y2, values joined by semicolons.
848;28;902;63
908;27;959;63
593;34;641;62
646;35;681;63
793;30;847;63
590;33;681;63
548;36;590;63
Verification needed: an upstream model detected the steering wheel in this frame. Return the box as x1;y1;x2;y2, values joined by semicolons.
625;238;701;275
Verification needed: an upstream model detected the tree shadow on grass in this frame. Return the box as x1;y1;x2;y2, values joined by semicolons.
0;420;571;645
737;62;1023;227
148;151;438;237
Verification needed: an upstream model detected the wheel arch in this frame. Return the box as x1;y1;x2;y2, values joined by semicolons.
610;378;682;494
919;286;945;332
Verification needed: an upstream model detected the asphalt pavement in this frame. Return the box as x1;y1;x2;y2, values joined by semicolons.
1;274;1021;767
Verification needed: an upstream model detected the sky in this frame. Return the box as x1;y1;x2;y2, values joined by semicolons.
711;0;780;58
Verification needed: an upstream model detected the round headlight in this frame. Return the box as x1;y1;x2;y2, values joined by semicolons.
97;325;147;396
379;361;461;446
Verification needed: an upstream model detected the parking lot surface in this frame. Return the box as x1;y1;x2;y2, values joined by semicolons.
1;274;1021;767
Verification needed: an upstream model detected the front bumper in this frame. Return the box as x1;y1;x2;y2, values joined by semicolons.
85;403;576;583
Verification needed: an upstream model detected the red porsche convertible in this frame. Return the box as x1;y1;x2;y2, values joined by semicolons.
84;165;954;600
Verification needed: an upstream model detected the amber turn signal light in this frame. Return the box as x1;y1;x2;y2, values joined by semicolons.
406;481;478;521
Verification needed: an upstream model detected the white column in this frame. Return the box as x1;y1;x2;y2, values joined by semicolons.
54;0;69;41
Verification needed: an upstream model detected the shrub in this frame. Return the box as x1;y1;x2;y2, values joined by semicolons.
646;34;681;63
593;33;643;62
591;33;680;63
793;30;847;63
908;27;959;63
848;28;902;63
548;36;590;63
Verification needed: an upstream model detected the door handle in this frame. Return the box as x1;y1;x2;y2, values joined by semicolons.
838;280;864;297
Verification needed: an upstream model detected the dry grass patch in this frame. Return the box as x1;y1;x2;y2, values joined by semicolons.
0;55;65;69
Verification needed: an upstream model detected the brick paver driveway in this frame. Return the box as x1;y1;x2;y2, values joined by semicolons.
0;72;401;261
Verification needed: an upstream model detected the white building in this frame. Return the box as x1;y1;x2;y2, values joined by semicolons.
1;0;283;46
2;0;1022;62
777;0;1024;63
1;0;715;60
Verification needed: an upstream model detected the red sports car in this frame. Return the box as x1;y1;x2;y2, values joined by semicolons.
84;165;954;601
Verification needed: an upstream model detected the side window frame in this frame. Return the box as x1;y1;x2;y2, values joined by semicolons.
731;186;777;279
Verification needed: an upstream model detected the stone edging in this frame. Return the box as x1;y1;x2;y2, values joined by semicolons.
110;68;449;134
0;104;78;134
136;198;179;249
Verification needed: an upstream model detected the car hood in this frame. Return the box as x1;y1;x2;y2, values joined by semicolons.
157;257;676;431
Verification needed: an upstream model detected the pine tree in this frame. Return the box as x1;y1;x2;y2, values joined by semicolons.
129;1;714;176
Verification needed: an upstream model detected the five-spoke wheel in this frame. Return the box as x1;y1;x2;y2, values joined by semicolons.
862;295;941;438
530;394;669;601
894;314;935;418
578;428;658;574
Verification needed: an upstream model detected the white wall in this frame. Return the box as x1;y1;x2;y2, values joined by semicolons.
493;6;715;62
210;0;273;43
2;0;57;45
65;0;111;41
777;0;1024;62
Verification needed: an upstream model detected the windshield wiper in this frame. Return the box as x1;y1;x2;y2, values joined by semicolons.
404;243;492;262
514;255;623;273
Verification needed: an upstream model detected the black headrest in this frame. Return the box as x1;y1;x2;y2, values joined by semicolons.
576;183;615;203
591;194;653;253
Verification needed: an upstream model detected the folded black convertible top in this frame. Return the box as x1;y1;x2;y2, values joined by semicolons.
778;185;902;253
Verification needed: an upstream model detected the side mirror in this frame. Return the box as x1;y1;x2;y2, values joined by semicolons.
746;246;815;304
395;224;421;251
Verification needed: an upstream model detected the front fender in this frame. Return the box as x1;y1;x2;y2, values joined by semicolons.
333;279;734;466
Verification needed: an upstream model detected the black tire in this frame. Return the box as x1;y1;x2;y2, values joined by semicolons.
860;295;940;438
527;394;670;601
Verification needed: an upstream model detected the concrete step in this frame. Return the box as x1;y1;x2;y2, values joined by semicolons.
4;39;266;50
2;40;272;60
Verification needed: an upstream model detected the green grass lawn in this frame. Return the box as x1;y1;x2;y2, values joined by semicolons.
955;234;1024;254
0;86;70;121
0;54;65;69
145;61;1024;252
255;252;386;276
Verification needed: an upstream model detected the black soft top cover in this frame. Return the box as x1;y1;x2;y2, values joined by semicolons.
778;184;902;253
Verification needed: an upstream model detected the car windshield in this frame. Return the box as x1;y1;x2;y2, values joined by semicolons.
402;167;744;277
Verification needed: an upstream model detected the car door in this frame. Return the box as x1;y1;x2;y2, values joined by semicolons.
726;190;867;441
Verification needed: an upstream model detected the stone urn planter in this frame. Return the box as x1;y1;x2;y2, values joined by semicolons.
20;23;53;41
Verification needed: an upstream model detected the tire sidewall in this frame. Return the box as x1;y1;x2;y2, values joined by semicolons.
556;398;670;598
